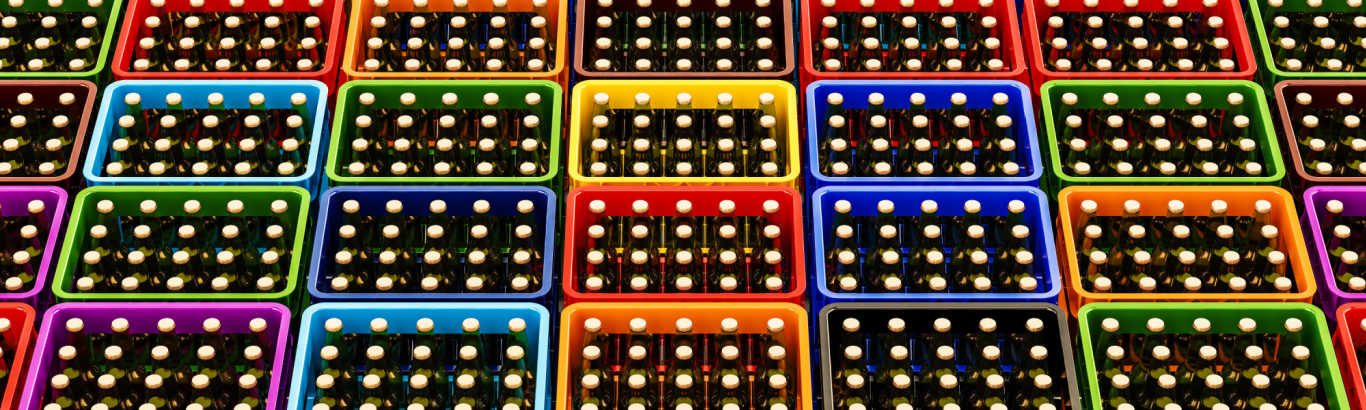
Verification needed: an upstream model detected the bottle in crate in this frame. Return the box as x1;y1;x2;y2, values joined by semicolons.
568;80;799;187
1023;0;1258;86
1274;81;1366;190
0;81;97;189
51;186;309;303
325;80;563;188
1248;0;1366;84
0;186;67;307
1302;186;1366;316
0;0;122;81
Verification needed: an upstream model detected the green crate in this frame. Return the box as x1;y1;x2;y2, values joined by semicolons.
325;80;563;190
1247;0;1366;86
1077;302;1348;410
0;0;123;82
1040;80;1285;189
52;185;311;303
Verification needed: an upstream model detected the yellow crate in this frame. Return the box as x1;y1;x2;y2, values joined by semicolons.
567;80;800;188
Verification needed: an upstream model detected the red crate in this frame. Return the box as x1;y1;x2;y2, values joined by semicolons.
1339;303;1366;410
1021;0;1258;89
562;186;805;305
799;0;1029;88
0;303;35;410
110;0;347;89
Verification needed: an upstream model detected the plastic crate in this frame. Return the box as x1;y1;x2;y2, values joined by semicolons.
287;302;552;410
308;186;556;303
0;303;35;410
1248;0;1366;85
1039;80;1284;186
562;186;805;304
340;0;569;85
1021;0;1258;88
51;185;311;303
572;0;793;80
818;302;1082;410
16;302;291;410
1335;303;1366;410
0;81;97;187
109;0;348;89
1056;186;1316;315
809;186;1060;310
556;302;812;410
83;80;329;188
1078;302;1348;410
0;187;68;307
324;80;563;188
1275;81;1366;187
1302;186;1366;317
798;0;1028;87
804;80;1042;189
567;80;800;188
0;0;124;82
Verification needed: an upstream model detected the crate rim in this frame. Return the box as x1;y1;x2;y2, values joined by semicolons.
323;79;565;185
0;185;69;303
290;301;553;410
1076;302;1347;410
1273;80;1366;184
82;79;331;186
1334;302;1366;410
17;302;292;410
0;80;98;183
559;185;807;303
1302;185;1366;300
306;185;558;301
0;0;125;79
1247;0;1366;80
0;303;37;410
809;184;1064;302
802;79;1044;185
815;302;1083;410
1039;79;1287;184
50;185;312;301
1057;185;1317;307
566;79;802;187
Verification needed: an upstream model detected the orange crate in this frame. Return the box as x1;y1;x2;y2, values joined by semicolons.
340;0;569;86
556;302;812;410
1056;186;1316;315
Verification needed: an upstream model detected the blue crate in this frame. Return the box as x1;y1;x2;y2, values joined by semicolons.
83;80;329;189
307;186;556;304
804;80;1042;189
287;302;552;410
809;186;1061;311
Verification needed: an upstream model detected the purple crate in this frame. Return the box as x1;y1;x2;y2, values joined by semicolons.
1304;186;1366;317
0;186;68;307
18;302;291;410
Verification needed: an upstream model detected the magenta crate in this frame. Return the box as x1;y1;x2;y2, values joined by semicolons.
1304;186;1366;318
17;302;292;410
0;186;68;307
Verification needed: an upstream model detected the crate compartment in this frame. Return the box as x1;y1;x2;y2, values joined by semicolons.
1302;186;1366;316
1021;0;1257;86
0;81;97;186
799;0;1027;86
0;0;123;81
110;0;347;88
1078;302;1348;410
1040;80;1283;186
84;80;328;188
1335;303;1366;410
0;303;35;410
567;80;800;187
810;186;1060;310
325;80;562;187
17;302;291;410
562;186;804;304
818;302;1081;410
1056;186;1316;315
572;0;793;79
556;302;812;410
287;302;552;410
341;0;569;83
309;186;556;302
51;185;310;302
0;187;67;306
804;80;1041;188
1248;0;1366;83
1275;81;1366;186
